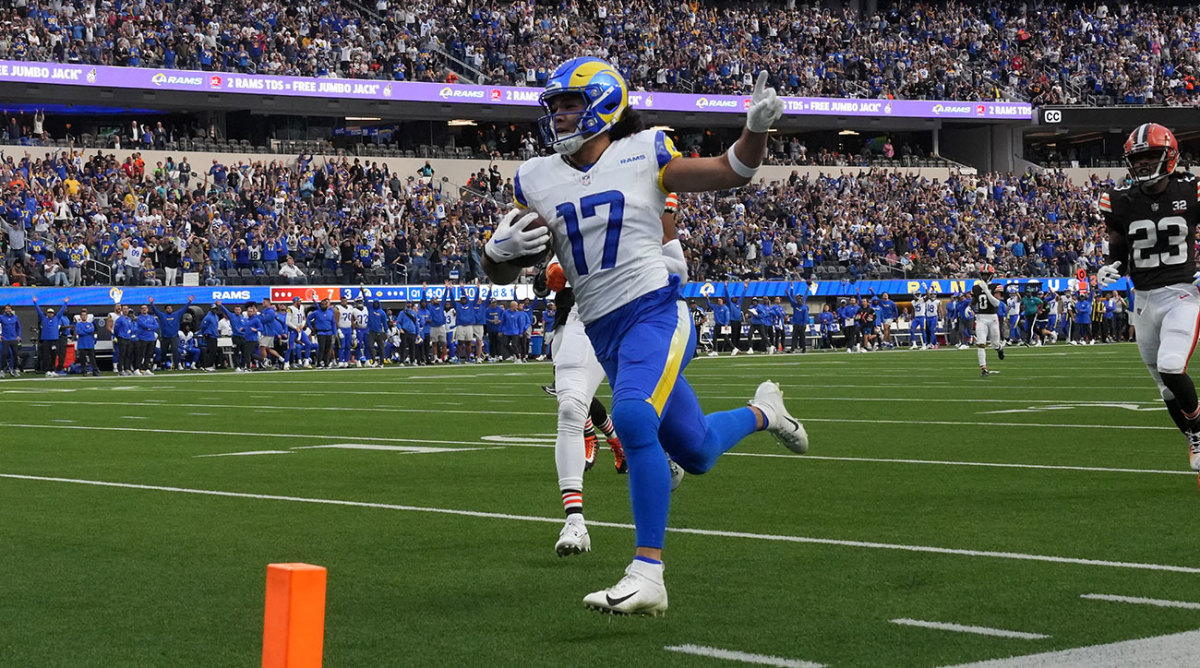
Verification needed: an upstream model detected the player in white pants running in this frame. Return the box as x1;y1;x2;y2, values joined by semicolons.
971;264;1006;376
1098;122;1200;481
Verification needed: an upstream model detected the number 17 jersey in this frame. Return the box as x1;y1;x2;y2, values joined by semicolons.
513;129;680;323
1101;172;1200;291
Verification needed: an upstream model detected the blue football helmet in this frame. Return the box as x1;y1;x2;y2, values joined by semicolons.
537;57;628;155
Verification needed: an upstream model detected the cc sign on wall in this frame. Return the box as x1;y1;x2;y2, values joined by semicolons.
1043;109;1063;123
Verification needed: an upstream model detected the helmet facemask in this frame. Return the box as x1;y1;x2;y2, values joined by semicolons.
1125;148;1171;187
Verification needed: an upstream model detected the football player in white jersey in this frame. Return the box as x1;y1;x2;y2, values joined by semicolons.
286;298;308;368
482;57;807;616
909;294;925;349
923;290;941;348
542;197;687;559
352;299;370;366
334;298;354;368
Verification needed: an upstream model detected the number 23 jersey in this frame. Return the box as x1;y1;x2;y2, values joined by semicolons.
513;129;679;323
1101;172;1200;291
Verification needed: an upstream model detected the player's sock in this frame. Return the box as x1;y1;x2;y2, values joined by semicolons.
976;347;986;367
561;489;583;519
610;398;671;549
584;418;595;439
598;416;617;438
1165;398;1191;435
1161;373;1200;431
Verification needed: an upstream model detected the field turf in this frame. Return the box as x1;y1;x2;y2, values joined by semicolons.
3;344;1200;667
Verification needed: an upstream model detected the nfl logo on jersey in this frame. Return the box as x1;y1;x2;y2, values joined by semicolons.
581;174;592;186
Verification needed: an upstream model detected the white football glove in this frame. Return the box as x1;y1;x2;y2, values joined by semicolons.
1193;270;1200;287
746;70;784;133
485;208;550;263
1097;260;1122;288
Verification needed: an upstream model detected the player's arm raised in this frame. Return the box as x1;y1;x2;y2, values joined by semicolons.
661;71;783;193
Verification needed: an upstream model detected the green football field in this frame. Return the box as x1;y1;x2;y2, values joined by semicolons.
4;345;1200;667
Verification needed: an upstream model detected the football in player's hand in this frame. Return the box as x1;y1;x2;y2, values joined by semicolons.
509;215;550;267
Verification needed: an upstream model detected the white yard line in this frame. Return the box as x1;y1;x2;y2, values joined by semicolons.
0;397;1174;430
5;473;1200;575
890;619;1048;640
1;423;1188;478
801;418;1173;431
0;397;553;417
782;454;1196;477
663;644;824;668
938;629;1200;667
1080;593;1200;610
292;444;497;454
196;450;293;457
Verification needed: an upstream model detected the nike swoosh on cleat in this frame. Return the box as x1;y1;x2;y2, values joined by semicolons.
606;591;638;607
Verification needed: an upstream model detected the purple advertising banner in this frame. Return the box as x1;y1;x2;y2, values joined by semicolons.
0;61;1033;120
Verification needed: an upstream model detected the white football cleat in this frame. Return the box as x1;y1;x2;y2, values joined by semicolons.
555;519;591;557
1188;432;1200;472
747;380;809;454
583;560;668;617
668;458;685;491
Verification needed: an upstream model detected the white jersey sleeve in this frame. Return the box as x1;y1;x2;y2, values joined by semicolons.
514;129;680;323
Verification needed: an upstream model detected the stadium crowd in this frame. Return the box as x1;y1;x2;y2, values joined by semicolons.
0;148;1118;287
1;0;1198;104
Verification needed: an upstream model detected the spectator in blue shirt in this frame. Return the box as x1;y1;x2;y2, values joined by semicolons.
241;302;264;371
485;296;505;361
306;298;337;368
725;282;746;354
366;299;389;365
786;281;810;353
704;295;730;355
73;307;100;376
217;301;249;370
113;305;137;375
877;292;898;349
199;305;221;371
501;300;525;362
817;303;835;350
421;282;452;363
0;304;23;375
134;304;160;375
396;303;421;364
151;295;194;371
258;298;286;369
452;286;485;362
31;295;67;375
